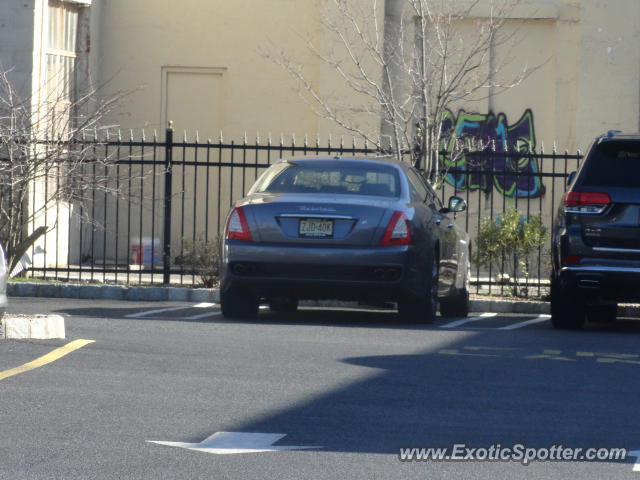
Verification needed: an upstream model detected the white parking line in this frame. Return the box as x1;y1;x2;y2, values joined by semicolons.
126;306;195;318
181;311;223;320
499;314;551;330
125;302;219;319
440;313;497;329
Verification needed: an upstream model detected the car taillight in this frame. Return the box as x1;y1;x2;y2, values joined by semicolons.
380;211;411;246
563;191;611;214
226;206;252;242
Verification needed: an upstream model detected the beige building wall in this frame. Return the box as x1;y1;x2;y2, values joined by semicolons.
90;0;640;153
576;0;640;151
0;0;37;97
93;0;333;141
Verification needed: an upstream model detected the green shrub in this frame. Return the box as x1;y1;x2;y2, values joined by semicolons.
177;237;221;288
473;208;548;297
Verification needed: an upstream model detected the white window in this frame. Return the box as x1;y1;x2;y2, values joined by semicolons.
45;0;79;133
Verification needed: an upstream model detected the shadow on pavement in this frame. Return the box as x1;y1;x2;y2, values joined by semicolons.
189;325;640;461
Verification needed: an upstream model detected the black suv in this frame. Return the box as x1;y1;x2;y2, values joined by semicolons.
551;131;640;329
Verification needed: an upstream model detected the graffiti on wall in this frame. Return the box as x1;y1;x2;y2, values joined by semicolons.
440;109;544;198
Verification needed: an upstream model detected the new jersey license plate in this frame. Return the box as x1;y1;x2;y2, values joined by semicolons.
299;218;334;237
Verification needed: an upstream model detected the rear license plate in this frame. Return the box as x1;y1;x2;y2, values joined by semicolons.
299;219;333;237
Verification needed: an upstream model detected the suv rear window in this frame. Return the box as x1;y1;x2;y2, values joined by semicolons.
252;161;400;197
581;141;640;187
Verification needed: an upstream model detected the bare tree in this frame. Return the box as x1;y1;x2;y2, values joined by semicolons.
267;0;533;183
0;67;131;273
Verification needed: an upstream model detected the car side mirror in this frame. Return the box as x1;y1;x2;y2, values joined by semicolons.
446;196;467;213
567;171;577;187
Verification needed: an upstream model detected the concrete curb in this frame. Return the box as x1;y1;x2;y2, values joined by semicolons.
470;299;549;314
7;282;640;317
0;314;65;339
8;282;219;303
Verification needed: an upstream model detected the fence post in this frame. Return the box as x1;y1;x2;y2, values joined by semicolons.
163;122;174;285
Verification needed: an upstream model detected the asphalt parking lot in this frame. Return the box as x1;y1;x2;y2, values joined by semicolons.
2;297;640;479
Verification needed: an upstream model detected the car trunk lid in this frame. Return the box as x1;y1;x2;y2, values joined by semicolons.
239;193;397;246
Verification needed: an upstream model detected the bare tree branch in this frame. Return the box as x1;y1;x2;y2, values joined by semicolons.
265;0;538;180
0;67;141;270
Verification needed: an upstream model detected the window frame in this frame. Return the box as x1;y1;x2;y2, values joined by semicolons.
45;0;80;115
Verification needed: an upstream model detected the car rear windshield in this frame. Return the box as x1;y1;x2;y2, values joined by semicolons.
581;141;640;187
252;161;401;197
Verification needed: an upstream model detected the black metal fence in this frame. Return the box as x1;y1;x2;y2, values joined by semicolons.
21;127;581;297
440;149;582;297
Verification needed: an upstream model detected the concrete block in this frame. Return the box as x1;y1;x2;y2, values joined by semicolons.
127;287;167;301
78;285;101;299
8;283;37;297
125;287;145;301
4;317;29;339
28;315;65;339
61;285;81;298
148;287;169;301
1;314;65;339
36;284;62;298
469;300;488;312
190;289;215;303
167;287;189;302
513;301;549;314
101;285;126;300
470;299;548;315
488;301;511;314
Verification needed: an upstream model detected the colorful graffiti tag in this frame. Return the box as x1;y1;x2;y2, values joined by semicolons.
441;109;544;198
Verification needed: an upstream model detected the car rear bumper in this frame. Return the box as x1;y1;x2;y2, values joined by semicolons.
223;275;411;302
558;265;640;302
221;242;425;301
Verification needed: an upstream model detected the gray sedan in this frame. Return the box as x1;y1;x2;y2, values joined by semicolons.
220;157;470;322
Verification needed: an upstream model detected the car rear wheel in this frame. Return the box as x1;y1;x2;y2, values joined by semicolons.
221;288;259;318
398;254;438;323
586;304;617;324
550;278;585;330
269;298;298;314
439;289;470;318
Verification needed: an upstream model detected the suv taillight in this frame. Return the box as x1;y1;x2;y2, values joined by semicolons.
563;191;611;214
562;255;582;266
380;211;411;246
226;206;253;242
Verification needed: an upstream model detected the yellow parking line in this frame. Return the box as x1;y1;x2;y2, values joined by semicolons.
0;339;95;381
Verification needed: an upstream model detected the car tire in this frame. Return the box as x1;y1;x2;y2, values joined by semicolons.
586;304;617;324
221;288;259;318
269;298;298;314
550;278;585;330
439;289;470;318
398;253;438;323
